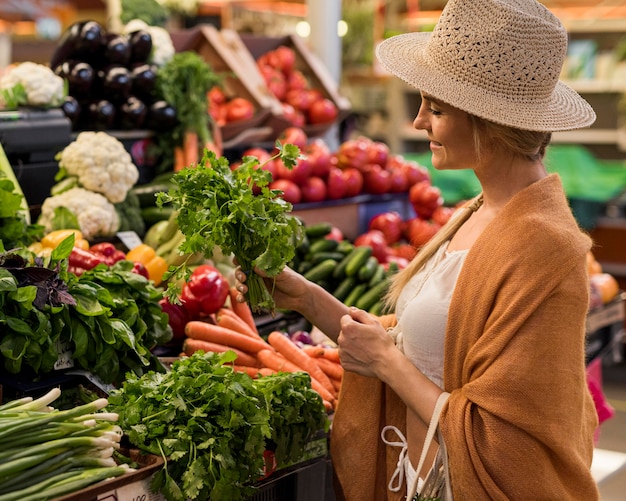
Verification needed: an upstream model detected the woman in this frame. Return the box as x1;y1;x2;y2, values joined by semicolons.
236;0;600;499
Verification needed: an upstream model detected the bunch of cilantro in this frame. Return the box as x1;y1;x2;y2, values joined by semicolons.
109;351;328;501
157;143;304;314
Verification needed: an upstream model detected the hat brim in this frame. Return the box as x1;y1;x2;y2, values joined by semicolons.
376;32;596;132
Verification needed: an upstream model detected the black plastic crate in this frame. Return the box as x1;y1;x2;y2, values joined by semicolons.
248;458;329;501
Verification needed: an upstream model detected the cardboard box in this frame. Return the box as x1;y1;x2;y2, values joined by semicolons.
224;31;352;138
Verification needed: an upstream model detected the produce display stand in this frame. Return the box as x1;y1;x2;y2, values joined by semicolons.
586;292;625;364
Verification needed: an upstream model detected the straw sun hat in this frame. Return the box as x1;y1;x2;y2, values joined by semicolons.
376;0;596;132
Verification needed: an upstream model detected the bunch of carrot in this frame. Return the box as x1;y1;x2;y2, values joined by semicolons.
182;288;342;411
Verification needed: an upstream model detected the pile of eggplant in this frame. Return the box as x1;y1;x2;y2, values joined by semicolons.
52;20;178;132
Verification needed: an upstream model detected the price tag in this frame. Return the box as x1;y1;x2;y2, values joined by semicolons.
66;369;116;395
54;339;74;370
96;478;166;501
117;231;143;251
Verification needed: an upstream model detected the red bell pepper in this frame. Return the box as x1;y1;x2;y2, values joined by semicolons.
69;247;106;272
182;265;229;317
90;242;127;265
131;261;149;279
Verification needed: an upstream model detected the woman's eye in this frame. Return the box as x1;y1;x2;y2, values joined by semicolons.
429;107;442;116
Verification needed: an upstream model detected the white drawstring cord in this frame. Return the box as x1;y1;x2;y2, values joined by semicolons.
381;425;408;493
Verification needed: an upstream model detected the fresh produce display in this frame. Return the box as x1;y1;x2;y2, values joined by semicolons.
0;387;132;501
207;85;256;127
50;19;176;131
157;143;303;315
0;239;171;385
108;350;329;501
0;61;66;109
125;242;168;285
588;251;621;308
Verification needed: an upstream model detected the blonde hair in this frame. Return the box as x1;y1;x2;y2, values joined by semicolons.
383;118;552;310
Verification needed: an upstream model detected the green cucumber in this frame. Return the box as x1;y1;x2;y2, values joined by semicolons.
304;258;338;283
304;222;334;239
343;283;368;307
141;206;176;225
368;264;387;287
310;251;346;265
336;240;355;255
308;238;339;254
345;246;374;277
334;246;369;279
333;276;357;302
298;261;314;275
355;278;391;311
369;301;386;316
358;256;379;282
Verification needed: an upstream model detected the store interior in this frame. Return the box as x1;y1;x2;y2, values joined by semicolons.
0;1;625;500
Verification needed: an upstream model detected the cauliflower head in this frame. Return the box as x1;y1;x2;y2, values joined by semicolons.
38;188;120;241
0;62;66;109
124;19;175;67
57;131;140;204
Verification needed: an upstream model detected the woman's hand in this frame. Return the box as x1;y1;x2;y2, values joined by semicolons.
338;307;398;378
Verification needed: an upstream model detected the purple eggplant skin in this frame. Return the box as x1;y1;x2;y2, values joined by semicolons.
147;100;179;132
99;65;132;103
54;60;94;97
50;20;105;68
129;30;153;64
130;63;157;102
103;33;132;66
61;96;81;129
118;96;148;130
87;99;116;130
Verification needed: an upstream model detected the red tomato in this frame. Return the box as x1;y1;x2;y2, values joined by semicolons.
269;178;302;204
386;255;410;269
300;176;327;203
242;147;272;164
401;159;431;187
326;166;347;200
341;167;364;197
388;167;409;193
354;230;389;263
325;225;344;241
225;97;255;122
278;126;308;150
287;69;309;90
432;206;456;226
405;218;441;248
305;138;332;178
281;102;306;127
409;181;443;220
366;140;389;167
272;45;297;74
308;98;338;124
286;88;322;111
208;86;227;105
260;65;288;100
362;164;392;195
369;211;404;245
284;155;314;186
389;242;417;261
336;138;370;170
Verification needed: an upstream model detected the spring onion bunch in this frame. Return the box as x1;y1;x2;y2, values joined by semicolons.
0;387;133;501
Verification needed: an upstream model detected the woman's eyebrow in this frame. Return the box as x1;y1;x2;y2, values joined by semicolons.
421;94;445;106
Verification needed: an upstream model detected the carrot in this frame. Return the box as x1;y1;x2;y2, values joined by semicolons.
330;377;341;393
228;287;259;335
321;347;340;363
322;400;333;413
316;357;344;381
302;345;326;358
267;331;336;397
309;377;336;405
182;338;259;368
174;146;186;172
185;321;270;354
183;130;199;166
232;365;266;378
216;307;259;339
257;349;300;373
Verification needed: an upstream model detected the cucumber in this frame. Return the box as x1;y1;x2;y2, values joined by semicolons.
368;264;387;287
345;246;374;277
343;283;368;307
141;206;176;226
385;260;400;277
333;276;357;302
308;238;339;254
296;233;310;256
310;251;346;265
358;256;379;282
369;301;386;316
303;258;337;283
336;240;355;255
333;246;370;280
355;278;391;311
298;261;314;275
304;222;333;239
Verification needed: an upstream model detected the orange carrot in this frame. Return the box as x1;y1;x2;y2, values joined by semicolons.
216;307;259;339
322;400;333;413
182;337;259;367
184;130;199;166
185;321;269;354
257;349;300;373
330;377;342;393
309;377;336;405
302;345;326;358
321;347;340;363
232;365;265;378
267;331;336;396
229;287;258;335
174;146;186;172
316;357;344;381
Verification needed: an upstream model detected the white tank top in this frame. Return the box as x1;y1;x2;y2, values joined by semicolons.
394;242;468;388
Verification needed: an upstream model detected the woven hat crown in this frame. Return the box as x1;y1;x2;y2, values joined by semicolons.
376;0;596;131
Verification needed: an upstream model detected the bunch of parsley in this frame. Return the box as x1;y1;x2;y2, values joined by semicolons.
157;144;303;314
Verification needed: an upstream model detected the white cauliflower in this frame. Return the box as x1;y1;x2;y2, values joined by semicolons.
123;19;175;67
0;62;65;109
38;188;120;240
56;131;139;204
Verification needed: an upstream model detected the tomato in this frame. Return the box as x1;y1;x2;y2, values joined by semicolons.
354;230;389;263
308;98;338;124
405;218;441;248
386;255;410;269
369;211;404;245
388;167;410;193
281;102;306;127
242;147;272;164
325;225;344;242
336;138;370;170
341;167;364;197
208;86;227;106
276;155;313;186
401;160;431;187
269;178;302;204
326;166;347;200
366;140;389;167
225;97;255;123
286;88;322;111
278;126;308;150
305;138;332;178
362;164;392;194
287;69;309;90
409;181;443;220
300;176;327;203
260;65;288;100
432;205;456;226
389;242;417;261
269;45;296;74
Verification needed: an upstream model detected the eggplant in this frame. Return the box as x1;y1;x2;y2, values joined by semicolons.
99;65;132;103
118;96;147;130
130;63;157;101
129;30;153;63
50;20;105;68
61;96;81;129
87;99;116;130
103;33;132;66
147;100;179;131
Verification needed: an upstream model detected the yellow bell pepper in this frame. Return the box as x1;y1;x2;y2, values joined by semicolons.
41;229;89;250
126;243;168;285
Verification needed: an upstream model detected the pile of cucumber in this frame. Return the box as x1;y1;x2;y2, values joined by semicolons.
291;222;399;315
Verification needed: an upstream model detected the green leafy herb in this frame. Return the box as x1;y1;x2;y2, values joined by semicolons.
157;143;303;314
